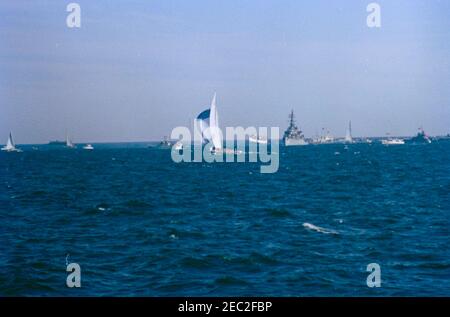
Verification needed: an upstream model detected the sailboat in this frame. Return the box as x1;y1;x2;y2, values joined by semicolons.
195;93;237;155
344;121;353;143
1;132;22;152
65;132;76;148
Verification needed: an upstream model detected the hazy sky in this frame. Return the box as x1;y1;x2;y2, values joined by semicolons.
1;0;449;143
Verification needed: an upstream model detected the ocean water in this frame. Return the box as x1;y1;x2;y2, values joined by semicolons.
1;141;449;296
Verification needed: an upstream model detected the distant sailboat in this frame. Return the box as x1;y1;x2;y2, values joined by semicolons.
195;93;239;155
1;132;22;152
344;121;353;143
65;132;76;148
196;93;224;153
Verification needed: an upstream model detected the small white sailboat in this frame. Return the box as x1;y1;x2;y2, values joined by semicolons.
196;93;235;154
83;144;94;150
1;132;22;152
66;132;76;148
344;121;353;143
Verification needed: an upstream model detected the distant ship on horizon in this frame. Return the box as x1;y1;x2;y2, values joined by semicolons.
283;110;308;146
48;140;65;146
312;128;335;144
407;127;432;144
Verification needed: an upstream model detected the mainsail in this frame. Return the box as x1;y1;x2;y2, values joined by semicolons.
66;132;74;148
6;132;14;150
195;93;222;149
345;121;353;143
2;132;18;152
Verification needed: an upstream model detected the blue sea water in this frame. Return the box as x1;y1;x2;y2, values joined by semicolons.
0;141;449;296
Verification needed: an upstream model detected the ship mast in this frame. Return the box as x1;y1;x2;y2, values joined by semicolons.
289;110;295;127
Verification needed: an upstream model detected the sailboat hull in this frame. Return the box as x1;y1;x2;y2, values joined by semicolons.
1;147;22;152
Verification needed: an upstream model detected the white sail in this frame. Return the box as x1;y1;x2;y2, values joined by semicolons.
2;132;20;152
345;121;353;143
208;93;222;149
66;133;75;148
195;93;222;149
6;133;14;149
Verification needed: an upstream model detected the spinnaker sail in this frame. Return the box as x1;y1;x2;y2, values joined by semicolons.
195;93;222;149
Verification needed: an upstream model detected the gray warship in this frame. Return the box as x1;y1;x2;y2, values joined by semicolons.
283;110;308;146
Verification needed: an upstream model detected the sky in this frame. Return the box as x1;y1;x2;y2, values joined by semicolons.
0;0;449;143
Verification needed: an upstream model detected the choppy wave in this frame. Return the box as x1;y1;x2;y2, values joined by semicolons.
303;222;339;235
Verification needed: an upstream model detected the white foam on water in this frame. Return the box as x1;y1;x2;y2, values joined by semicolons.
303;222;339;235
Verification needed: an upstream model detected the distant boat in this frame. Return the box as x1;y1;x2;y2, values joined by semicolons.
312;128;335;144
344;121;353;143
196;93;236;154
382;138;405;145
48;140;65;146
1;132;22;152
381;133;405;145
156;136;172;149
283;110;308;146
407;127;432;144
66;133;76;148
83;144;94;150
249;135;268;144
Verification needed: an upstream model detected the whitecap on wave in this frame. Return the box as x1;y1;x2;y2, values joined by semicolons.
303;222;339;235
